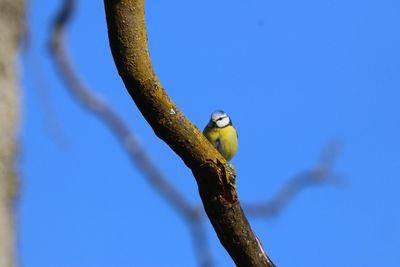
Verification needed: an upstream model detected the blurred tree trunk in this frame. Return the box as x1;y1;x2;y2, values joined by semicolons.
0;0;25;266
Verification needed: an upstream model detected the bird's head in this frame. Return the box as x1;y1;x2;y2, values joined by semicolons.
207;110;232;128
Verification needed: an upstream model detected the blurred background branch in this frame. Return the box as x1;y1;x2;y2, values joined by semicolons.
0;0;25;267
244;141;342;217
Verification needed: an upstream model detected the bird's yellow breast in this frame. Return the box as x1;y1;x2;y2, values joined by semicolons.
203;125;238;161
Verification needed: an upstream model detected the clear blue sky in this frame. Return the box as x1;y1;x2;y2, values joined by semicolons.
20;0;400;266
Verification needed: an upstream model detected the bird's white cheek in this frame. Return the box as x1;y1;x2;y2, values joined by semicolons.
216;117;230;128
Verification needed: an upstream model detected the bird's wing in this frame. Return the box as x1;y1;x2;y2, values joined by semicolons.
215;138;221;151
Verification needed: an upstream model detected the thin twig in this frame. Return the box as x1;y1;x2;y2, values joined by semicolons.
244;141;342;217
190;220;215;267
26;49;69;146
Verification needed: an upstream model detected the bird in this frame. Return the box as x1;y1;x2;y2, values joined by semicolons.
203;110;238;161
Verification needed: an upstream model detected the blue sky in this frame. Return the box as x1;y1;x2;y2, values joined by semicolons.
20;0;400;266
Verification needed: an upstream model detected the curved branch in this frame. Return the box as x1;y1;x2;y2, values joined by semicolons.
103;1;275;266
245;141;342;217
49;0;222;267
50;0;197;221
50;1;217;266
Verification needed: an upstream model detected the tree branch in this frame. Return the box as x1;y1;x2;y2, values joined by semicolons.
245;141;342;217
50;1;216;266
0;1;25;267
103;1;275;266
50;0;197;220
190;220;215;267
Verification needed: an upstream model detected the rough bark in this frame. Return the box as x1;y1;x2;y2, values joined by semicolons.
0;0;25;266
103;1;275;266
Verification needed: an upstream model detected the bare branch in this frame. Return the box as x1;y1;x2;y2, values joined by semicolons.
50;0;197;223
26;51;69;146
0;0;25;266
190;221;215;267
245;141;342;217
50;1;339;266
49;1;216;266
103;1;275;266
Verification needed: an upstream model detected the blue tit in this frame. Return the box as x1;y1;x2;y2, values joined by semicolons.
203;110;238;161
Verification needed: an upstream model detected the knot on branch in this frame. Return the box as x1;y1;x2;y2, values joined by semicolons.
193;158;238;205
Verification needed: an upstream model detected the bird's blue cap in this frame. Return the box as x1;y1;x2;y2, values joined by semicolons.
211;110;227;122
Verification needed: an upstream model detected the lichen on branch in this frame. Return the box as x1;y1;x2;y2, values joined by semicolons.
103;0;275;266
